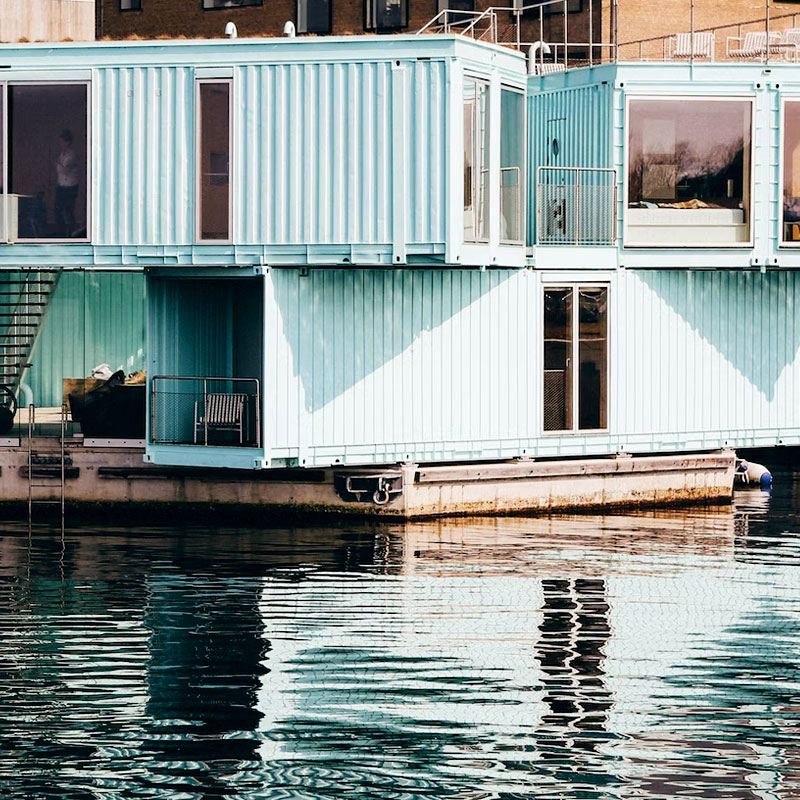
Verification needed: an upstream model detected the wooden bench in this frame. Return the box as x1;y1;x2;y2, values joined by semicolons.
193;392;248;444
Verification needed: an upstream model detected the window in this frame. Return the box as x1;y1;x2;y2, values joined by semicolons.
437;0;474;24
463;77;489;242
500;87;524;243
543;286;607;432
120;0;142;10
297;0;331;33
203;0;261;9
782;101;800;244
197;81;231;242
627;98;752;246
364;0;408;31
3;83;89;242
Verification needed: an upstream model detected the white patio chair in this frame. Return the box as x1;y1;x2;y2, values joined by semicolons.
667;32;715;60
726;31;781;59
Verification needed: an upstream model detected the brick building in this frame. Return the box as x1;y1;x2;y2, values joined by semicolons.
96;0;788;63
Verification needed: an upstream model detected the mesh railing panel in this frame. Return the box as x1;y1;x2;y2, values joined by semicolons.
537;169;616;245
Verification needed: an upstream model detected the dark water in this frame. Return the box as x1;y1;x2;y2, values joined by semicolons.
2;481;800;799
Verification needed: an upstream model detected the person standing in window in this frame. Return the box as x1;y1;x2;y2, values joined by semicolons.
55;129;80;238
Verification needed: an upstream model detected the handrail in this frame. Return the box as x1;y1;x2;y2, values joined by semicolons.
151;374;261;448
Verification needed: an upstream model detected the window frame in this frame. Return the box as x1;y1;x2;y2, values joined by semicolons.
541;281;610;436
463;72;490;245
499;83;526;246
296;0;333;34
119;0;142;10
202;0;262;11
195;78;233;245
1;80;92;245
363;0;409;32
778;95;800;248
623;93;756;249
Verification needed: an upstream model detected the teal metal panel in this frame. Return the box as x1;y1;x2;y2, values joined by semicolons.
527;77;613;244
24;271;146;407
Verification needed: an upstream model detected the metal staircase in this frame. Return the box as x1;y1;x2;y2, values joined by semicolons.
0;268;60;401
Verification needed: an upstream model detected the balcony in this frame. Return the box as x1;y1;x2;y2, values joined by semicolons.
150;376;261;448
536;168;617;246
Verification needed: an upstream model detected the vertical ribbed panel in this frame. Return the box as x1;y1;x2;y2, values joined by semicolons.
236;59;447;246
25;271;146;407
616;270;800;437
95;67;194;245
265;269;536;459
528;81;612;243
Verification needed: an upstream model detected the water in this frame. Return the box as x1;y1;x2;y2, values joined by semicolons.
1;481;800;799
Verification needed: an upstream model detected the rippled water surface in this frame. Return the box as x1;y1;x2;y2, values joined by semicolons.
2;482;800;799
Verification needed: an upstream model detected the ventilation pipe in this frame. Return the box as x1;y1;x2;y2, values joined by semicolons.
224;21;238;38
528;40;551;74
283;21;296;37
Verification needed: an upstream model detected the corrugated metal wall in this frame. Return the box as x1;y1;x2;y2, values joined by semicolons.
92;57;449;248
256;267;800;466
528;81;613;243
25;271;146;407
236;59;448;246
95;67;194;245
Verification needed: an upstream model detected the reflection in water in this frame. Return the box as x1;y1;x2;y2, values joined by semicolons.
0;484;799;798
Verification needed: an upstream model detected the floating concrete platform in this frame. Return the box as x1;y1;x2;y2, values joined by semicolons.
0;439;736;520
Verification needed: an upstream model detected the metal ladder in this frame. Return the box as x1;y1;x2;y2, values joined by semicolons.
26;403;67;534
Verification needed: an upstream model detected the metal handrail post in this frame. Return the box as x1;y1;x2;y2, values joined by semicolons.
539;6;544;68
255;379;262;448
564;0;568;66
150;377;157;444
203;377;208;446
574;168;580;244
589;0;593;65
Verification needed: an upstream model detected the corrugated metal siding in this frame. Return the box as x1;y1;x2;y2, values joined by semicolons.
614;269;800;441
528;81;613;243
256;267;800;466
235;59;448;246
265;268;537;463
94;67;194;245
25;271;146;406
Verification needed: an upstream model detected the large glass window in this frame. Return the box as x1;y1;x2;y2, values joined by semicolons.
197;81;230;242
203;0;261;9
543;286;607;432
500;87;524;243
783;102;800;244
463;77;489;242
364;0;408;31
438;0;474;24
627;98;752;246
6;84;89;241
297;0;331;33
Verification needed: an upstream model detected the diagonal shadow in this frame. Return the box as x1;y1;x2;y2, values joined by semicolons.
272;269;515;414
636;270;800;402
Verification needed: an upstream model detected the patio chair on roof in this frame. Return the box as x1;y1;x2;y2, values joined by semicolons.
666;32;715;60
776;29;800;60
194;391;248;445
534;62;567;75
726;31;781;59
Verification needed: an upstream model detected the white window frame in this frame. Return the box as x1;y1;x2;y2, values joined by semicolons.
499;84;526;246
778;95;800;248
1;80;92;245
195;78;233;245
623;94;756;249
541;281;610;436
463;73;490;244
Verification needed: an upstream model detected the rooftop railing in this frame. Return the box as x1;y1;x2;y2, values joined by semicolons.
417;1;800;69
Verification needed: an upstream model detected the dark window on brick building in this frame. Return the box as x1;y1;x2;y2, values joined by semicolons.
364;0;408;31
120;0;142;9
439;0;474;24
297;0;332;33
203;0;262;9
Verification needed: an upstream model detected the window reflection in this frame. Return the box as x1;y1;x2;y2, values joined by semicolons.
627;99;751;245
500;88;524;243
783;102;800;243
198;82;230;242
543;288;573;432
8;84;88;240
464;78;489;242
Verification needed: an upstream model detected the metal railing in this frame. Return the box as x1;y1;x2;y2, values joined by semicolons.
150;375;261;448
536;167;617;245
417;0;800;69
